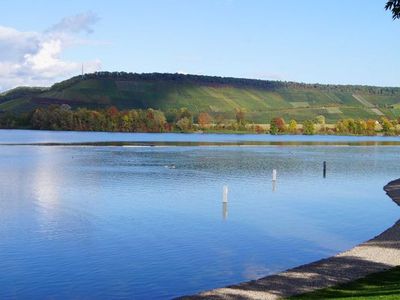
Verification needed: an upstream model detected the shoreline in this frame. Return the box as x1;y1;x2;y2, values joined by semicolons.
3;142;400;147
179;179;400;299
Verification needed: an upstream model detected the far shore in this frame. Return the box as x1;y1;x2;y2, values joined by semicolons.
179;179;400;300
3;129;400;147
0;126;398;137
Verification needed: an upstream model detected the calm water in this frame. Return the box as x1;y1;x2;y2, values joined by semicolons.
0;130;399;299
3;129;400;145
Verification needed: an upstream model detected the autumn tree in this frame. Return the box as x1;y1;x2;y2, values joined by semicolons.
269;117;286;135
198;112;213;128
254;125;265;134
366;119;377;135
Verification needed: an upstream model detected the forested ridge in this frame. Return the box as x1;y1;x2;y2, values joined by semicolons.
49;72;400;95
1;72;400;127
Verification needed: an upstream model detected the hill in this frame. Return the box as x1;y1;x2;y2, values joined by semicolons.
1;72;400;123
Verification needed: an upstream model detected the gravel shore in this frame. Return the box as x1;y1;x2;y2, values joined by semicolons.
179;179;400;300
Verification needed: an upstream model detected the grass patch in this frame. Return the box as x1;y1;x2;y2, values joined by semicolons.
287;267;400;300
370;108;384;116
0;97;31;112
290;102;309;108
326;107;342;114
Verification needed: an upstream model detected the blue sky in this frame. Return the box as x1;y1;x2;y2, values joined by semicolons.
0;0;399;90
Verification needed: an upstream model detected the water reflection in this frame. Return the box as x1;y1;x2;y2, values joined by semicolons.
33;147;62;229
272;180;277;192
222;185;229;220
222;202;228;220
1;144;399;299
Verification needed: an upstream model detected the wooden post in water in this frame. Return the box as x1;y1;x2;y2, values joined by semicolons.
222;185;228;203
323;161;327;178
272;169;277;182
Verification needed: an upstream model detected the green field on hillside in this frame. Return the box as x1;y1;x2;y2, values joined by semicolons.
1;72;400;122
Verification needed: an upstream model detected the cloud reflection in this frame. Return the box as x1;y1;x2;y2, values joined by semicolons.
32;147;64;237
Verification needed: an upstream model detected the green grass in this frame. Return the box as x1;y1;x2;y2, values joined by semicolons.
326;107;342;114
361;94;400;106
287;267;400;300
0;97;32;112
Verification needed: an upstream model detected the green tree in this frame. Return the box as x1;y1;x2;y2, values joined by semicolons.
335;119;347;134
354;119;367;135
386;1;400;19
288;119;298;134
235;108;246;125
176;117;192;131
174;108;193;131
31;108;48;129
214;114;225;126
303;120;315;135
151;109;167;132
176;108;192;122
0;112;19;128
120;112;133;132
380;117;395;135
315;115;326;125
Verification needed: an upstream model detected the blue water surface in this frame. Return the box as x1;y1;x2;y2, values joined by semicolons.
0;130;399;299
2;129;400;144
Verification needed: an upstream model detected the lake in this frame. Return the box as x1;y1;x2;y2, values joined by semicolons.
0;130;399;299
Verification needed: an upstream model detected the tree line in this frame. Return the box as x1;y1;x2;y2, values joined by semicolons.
268;116;398;136
0;105;399;136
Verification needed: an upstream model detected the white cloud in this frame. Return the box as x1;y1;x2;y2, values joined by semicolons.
48;11;100;34
0;12;102;91
0;26;40;62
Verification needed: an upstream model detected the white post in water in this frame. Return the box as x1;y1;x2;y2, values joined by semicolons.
272;169;277;182
222;185;228;203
